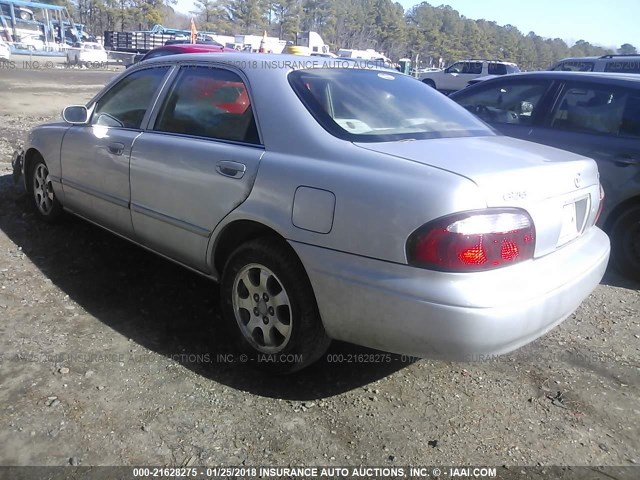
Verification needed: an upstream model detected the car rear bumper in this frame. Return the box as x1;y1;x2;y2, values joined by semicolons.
290;227;610;360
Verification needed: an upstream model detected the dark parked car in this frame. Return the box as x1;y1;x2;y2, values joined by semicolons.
450;71;640;281
550;54;640;74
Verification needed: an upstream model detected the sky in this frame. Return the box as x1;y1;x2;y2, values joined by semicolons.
174;0;638;49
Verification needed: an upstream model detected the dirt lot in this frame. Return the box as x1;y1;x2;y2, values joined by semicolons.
0;66;639;475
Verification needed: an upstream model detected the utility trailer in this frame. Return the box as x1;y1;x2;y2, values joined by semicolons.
103;25;192;65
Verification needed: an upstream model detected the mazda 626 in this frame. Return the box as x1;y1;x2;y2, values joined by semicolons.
13;53;610;373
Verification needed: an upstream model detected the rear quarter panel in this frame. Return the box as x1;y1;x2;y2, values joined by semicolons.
209;143;486;271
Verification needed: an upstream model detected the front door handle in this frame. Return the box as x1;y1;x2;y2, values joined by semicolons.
216;161;246;179
107;142;125;156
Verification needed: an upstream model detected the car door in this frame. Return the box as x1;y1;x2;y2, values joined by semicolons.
129;64;263;272
529;81;640;225
444;61;483;91
60;66;171;236
451;77;556;140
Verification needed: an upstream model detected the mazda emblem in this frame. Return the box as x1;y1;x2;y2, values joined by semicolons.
574;174;582;188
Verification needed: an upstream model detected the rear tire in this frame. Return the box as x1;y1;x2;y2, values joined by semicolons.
220;237;331;374
29;154;63;223
610;205;640;283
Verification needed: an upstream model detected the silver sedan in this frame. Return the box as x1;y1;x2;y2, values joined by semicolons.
12;53;610;373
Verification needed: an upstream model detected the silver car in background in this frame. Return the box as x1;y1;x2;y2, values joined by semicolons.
12;53;610;373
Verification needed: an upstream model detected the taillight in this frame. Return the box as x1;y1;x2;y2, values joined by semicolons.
406;208;536;272
594;184;605;224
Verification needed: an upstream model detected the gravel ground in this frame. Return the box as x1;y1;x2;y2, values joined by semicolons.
0;67;639;475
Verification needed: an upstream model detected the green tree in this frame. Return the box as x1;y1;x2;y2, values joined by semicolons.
223;0;269;34
272;0;301;40
618;43;637;55
194;0;232;32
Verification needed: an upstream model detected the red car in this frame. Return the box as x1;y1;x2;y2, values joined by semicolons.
139;42;236;62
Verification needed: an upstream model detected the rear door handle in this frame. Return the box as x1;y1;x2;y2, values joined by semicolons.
614;154;640;166
216;161;246;179
107;142;125;156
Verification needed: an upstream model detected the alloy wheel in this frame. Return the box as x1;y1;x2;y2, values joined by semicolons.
33;163;54;215
232;263;292;354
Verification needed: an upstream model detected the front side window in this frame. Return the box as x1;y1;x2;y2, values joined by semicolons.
454;80;550;126
154;66;259;144
92;67;170;129
289;69;492;142
551;83;629;135
448;62;482;74
445;62;464;74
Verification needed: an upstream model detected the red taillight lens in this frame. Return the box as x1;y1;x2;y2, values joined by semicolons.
407;209;536;272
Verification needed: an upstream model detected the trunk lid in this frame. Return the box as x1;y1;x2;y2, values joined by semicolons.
355;135;601;258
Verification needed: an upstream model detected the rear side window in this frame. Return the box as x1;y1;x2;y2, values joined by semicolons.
454;81;549;126
154;65;259;144
488;64;507;75
551;83;630;135
604;60;640;73
92;67;170;129
551;61;595;72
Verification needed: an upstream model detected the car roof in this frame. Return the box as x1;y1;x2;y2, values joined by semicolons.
555;56;602;61
455;59;518;65
557;55;640;62
138;52;396;76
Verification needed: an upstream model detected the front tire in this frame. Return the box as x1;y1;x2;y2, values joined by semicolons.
422;79;436;89
610;205;640;283
30;155;63;223
220;237;331;374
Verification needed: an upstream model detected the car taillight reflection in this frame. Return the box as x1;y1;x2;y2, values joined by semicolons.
594;184;605;225
407;209;536;272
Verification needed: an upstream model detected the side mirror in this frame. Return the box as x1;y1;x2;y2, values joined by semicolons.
62;105;89;125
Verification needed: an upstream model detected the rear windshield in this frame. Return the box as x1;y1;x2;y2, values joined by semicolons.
289;68;493;142
143;49;177;60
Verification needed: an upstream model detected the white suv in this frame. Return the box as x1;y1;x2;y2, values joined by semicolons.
418;59;520;93
550;54;640;73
